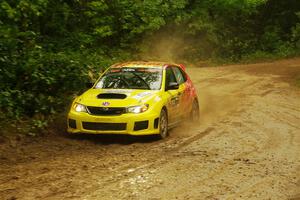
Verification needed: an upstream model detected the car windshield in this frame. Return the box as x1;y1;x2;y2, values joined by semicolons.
95;67;162;90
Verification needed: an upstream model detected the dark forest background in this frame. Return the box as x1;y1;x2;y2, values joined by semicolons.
0;0;299;129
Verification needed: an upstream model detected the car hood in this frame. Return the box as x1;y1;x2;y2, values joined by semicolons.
76;88;160;107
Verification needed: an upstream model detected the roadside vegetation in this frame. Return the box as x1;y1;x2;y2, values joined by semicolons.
1;0;300;134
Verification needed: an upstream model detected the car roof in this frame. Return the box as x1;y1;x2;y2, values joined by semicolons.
110;61;179;68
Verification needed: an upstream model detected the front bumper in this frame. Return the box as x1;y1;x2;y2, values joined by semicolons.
67;110;160;135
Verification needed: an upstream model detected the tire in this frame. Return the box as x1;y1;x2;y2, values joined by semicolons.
159;109;168;139
190;100;200;122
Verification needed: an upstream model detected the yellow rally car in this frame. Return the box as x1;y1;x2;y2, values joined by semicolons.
67;61;199;138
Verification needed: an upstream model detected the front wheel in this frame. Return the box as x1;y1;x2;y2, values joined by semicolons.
159;109;168;139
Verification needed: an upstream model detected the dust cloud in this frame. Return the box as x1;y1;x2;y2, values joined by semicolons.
171;86;239;138
137;26;212;65
136;28;239;138
138;30;186;63
198;87;238;126
171;68;242;137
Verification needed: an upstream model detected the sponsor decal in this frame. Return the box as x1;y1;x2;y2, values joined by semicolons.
122;68;135;72
132;91;152;99
102;89;133;94
154;96;161;102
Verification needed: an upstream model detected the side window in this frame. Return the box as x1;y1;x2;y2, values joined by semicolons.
165;67;177;89
172;67;185;85
179;67;187;82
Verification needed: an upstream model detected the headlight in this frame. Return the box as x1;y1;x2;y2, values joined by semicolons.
127;104;149;114
73;103;87;112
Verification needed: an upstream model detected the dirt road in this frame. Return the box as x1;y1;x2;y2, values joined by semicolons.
1;58;300;200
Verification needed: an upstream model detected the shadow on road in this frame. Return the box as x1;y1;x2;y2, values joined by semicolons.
66;133;160;145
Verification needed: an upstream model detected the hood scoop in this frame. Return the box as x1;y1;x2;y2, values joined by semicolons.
97;93;127;99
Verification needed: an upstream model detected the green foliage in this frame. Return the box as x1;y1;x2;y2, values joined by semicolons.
0;0;300;124
291;12;300;49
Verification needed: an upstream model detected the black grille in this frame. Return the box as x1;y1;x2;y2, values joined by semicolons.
97;93;127;99
68;119;76;129
87;106;126;116
82;122;127;131
134;120;149;131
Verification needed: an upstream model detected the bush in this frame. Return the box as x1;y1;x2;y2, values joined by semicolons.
0;48;115;120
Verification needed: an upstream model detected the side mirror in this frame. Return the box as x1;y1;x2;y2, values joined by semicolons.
167;82;179;90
